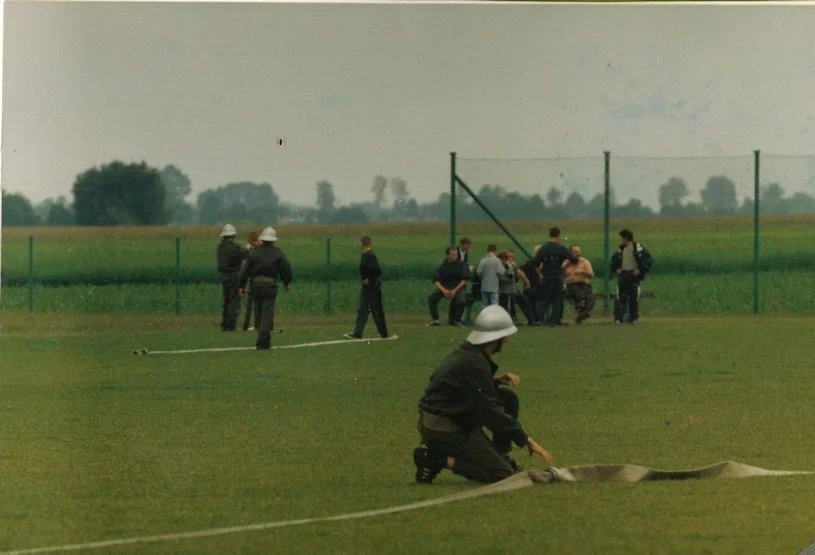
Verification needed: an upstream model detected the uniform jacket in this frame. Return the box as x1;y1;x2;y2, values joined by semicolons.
535;241;577;279
610;242;654;281
360;250;383;286
217;239;249;275
434;259;469;290
418;342;529;448
238;244;293;289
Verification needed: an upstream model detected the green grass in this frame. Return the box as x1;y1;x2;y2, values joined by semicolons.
1;311;814;554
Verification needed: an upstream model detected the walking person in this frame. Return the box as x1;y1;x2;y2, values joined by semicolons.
427;247;469;327
413;305;554;484
610;229;654;324
476;245;504;307
344;235;390;340
238;227;293;350
562;245;596;324
534;227;577;326
241;231;262;331
216;223;250;332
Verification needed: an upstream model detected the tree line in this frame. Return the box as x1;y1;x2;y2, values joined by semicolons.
4;159;815;227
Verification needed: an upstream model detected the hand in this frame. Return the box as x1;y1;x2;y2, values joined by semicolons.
444;289;454;299
527;438;554;466
363;279;370;286
499;373;520;389
239;288;246;299
616;269;622;275
633;269;641;277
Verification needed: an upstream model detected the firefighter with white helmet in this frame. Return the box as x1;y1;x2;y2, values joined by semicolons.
216;223;250;331
413;305;553;484
238;227;293;350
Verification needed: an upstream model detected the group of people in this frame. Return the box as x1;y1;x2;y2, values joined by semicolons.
428;227;654;328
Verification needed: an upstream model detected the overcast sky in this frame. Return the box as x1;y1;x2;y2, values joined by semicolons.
4;1;815;209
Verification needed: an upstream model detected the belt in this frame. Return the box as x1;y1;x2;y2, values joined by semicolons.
418;410;460;433
253;276;277;285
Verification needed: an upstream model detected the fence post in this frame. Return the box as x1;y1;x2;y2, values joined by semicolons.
326;237;332;315
603;151;611;312
450;152;457;247
175;237;182;315
753;149;760;314
28;235;34;311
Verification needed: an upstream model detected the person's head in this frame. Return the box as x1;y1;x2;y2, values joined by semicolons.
445;246;458;262
466;305;517;356
532;244;542;257
619;229;634;246
497;251;509;263
259;227;278;245
571;245;582;259
220;223;237;241
506;249;516;263
360;234;373;252
459;238;472;252
247;231;261;247
486;244;497;255
549;227;561;242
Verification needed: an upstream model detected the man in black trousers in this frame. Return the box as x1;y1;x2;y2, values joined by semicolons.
427;247;469;327
216;223;250;332
344;235;390;340
534;227;577;326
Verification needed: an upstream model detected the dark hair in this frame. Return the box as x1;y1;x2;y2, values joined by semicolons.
459;237;472;245
549;227;561;238
247;231;260;242
361;235;372;247
619;229;634;242
487;244;497;253
497;251;509;261
446;246;457;255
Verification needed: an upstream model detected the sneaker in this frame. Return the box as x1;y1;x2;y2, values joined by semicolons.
448;321;463;327
615;320;623;324
414;447;444;484
426;321;441;327
342;333;360;340
247;326;255;331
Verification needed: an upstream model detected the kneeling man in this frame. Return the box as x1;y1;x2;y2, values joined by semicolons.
413;305;553;484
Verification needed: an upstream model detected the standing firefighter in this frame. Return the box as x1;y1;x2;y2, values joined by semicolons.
427;247;469;327
562;245;596;324
610;229;654;324
241;231;262;331
344;235;390;340
534;227;577;326
238;227;293;350
216;223;249;332
414;305;553;484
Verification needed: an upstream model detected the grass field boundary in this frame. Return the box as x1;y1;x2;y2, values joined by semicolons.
135;335;400;355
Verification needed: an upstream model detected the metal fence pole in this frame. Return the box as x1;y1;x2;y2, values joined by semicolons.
326;237;332;315
753;149;760;314
28;235;34;311
450;152;457;247
603;151;611;312
175;237;182;315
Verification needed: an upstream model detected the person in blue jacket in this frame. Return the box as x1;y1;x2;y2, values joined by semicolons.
610;229;654;324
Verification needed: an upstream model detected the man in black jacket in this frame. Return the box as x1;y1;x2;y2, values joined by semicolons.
216;223;250;332
610;228;654;324
534;227;577;326
414;305;554;485
427;247;469;326
344;235;389;340
238;227;293;350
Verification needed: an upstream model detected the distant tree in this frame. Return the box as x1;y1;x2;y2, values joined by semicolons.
787;192;815;214
372;175;388;209
585;193;606;220
546;187;563;207
700;175;738;215
615;199;656;219
658;177;690;216
46;197;75;226
331;205;370;225
761;183;788;215
564;192;587;218
739;197;754;216
159;165;195;224
72;160;169;226
197;191;225;225
316;181;336;223
1;191;41;226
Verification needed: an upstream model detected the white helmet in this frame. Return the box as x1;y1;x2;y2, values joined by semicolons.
466;305;518;346
220;223;237;237
259;227;278;242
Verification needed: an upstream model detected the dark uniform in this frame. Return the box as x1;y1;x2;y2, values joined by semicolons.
518;258;542;325
351;250;389;339
429;259;469;324
610;242;654;323
217;239;249;331
417;342;529;484
238;243;293;349
241;244;259;331
534;242;577;325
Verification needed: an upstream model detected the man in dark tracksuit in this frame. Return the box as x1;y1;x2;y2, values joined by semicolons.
610;228;654;324
241;231;262;331
216;223;250;331
534;227;577;326
344;235;389;340
427;247;469;326
238;227;293;350
413;305;553;484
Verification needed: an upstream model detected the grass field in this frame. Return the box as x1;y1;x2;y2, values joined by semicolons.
2;310;815;555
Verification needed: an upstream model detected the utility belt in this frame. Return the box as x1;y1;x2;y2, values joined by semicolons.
417;410;461;433
252;276;277;286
